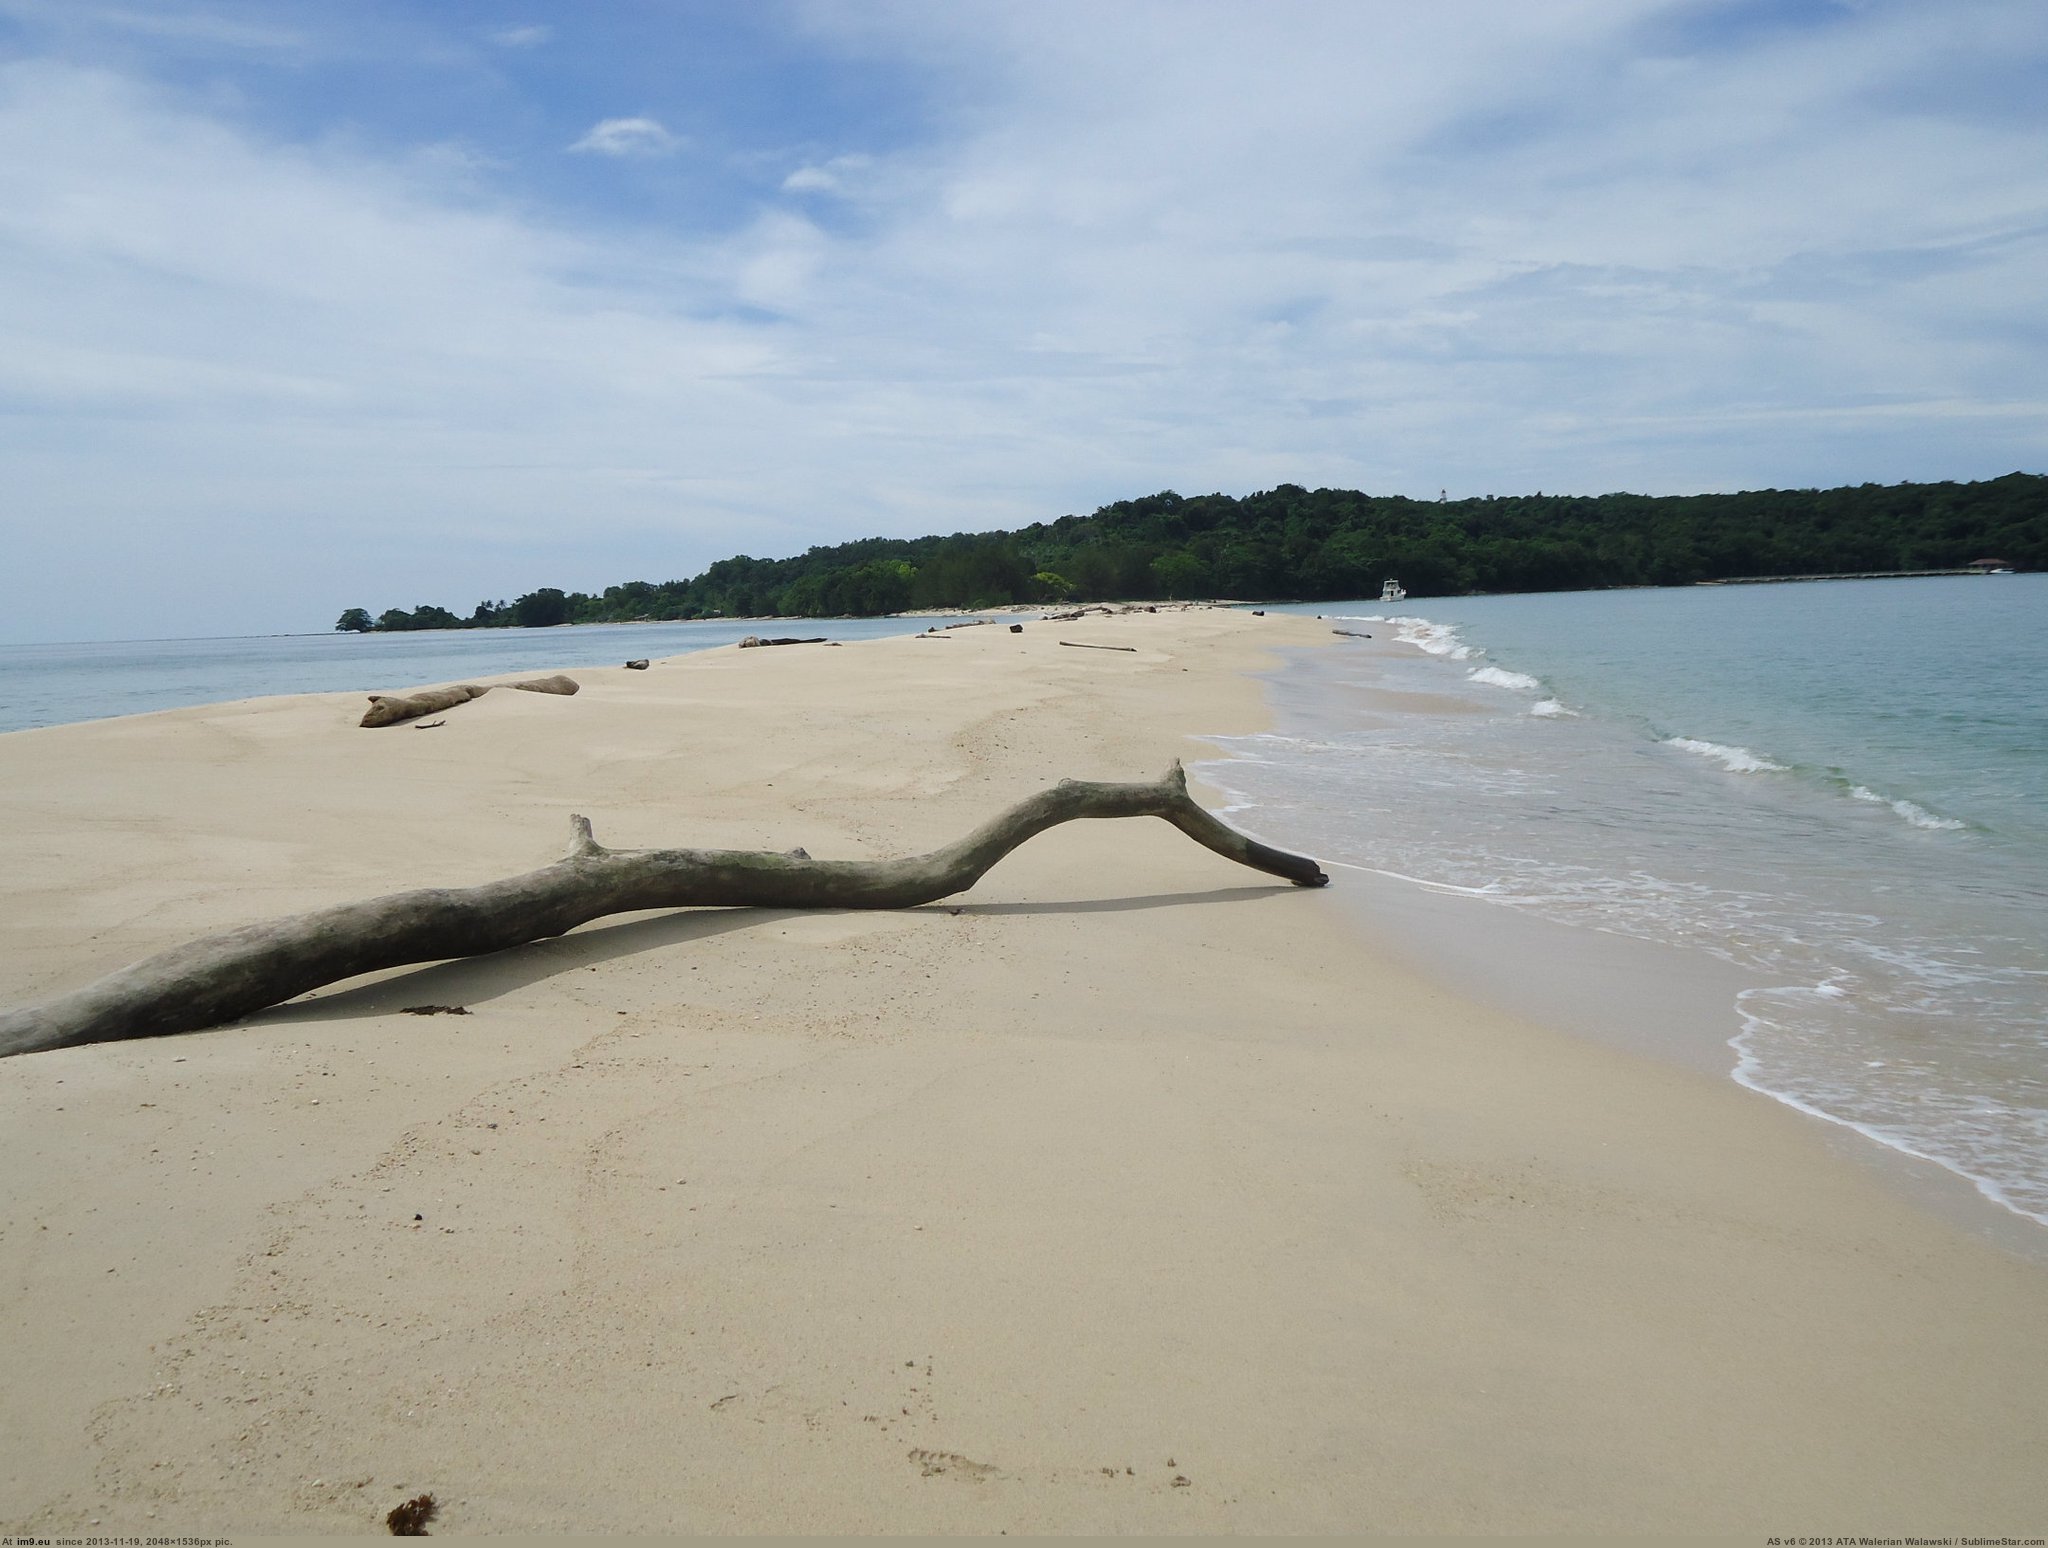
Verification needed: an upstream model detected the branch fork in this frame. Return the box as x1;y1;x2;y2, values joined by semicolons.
0;763;1324;1058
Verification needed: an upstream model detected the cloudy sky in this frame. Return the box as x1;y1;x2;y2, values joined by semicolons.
2;0;2043;641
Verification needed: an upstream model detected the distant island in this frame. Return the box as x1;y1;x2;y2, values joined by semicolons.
335;472;2043;631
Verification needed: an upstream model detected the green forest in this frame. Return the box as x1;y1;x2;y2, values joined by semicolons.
335;472;2044;632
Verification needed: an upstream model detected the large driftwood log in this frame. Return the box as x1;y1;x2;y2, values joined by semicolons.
0;763;1324;1059
361;674;579;728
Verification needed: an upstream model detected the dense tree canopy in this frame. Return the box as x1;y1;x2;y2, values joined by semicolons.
339;473;2043;630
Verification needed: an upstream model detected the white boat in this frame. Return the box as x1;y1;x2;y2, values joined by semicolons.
1380;578;1406;602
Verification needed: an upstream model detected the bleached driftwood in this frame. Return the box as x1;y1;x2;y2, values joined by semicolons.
0;763;1324;1058
360;674;580;728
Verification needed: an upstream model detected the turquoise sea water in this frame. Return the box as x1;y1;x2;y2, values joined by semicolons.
1201;575;2048;1229
0;616;975;735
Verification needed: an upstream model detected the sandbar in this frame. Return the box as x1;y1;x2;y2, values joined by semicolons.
1;608;2043;1534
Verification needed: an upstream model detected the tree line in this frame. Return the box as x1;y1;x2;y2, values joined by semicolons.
335;472;2044;631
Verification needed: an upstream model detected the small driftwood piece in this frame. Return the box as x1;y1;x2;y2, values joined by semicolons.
1332;629;1372;639
737;635;826;648
360;675;579;728
0;764;1323;1058
1059;641;1138;652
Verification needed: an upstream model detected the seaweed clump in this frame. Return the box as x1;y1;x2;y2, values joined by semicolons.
386;1492;437;1535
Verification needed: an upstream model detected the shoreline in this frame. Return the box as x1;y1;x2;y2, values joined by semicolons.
0;600;1095;655
1198;637;2048;1266
1316;830;2048;1267
3;610;2045;1533
1229;615;2048;1262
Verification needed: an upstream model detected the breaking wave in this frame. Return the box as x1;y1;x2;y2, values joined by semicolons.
1467;665;1541;692
1385;616;1474;660
1849;785;1966;831
1663;736;1788;774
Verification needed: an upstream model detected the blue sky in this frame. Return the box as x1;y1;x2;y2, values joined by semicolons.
1;0;2043;641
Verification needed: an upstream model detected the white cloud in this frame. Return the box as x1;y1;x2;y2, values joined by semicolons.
776;0;2048;493
566;115;681;157
0;0;307;52
488;23;552;49
0;64;799;637
2;1;2046;641
781;153;874;196
725;211;830;311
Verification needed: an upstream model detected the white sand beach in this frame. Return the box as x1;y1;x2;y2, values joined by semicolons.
2;609;2044;1535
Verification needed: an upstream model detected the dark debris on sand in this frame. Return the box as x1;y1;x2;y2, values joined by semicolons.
386;1492;437;1534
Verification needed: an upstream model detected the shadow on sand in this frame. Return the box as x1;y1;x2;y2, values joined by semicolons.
241;884;1297;1028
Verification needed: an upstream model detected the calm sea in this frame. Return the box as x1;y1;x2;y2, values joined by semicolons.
1201;575;2048;1231
0;616;975;735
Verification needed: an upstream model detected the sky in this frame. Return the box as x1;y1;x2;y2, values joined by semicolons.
1;0;2044;642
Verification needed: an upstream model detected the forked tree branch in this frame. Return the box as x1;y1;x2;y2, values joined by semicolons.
0;763;1324;1058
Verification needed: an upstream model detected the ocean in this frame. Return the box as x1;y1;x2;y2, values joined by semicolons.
0;615;976;735
1199;575;2048;1233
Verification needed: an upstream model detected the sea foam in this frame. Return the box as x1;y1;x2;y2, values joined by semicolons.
1663;736;1787;774
1467;665;1541;692
1850;785;1965;831
1387;617;1474;660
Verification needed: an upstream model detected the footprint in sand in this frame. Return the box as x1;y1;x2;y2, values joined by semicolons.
908;1448;1000;1480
